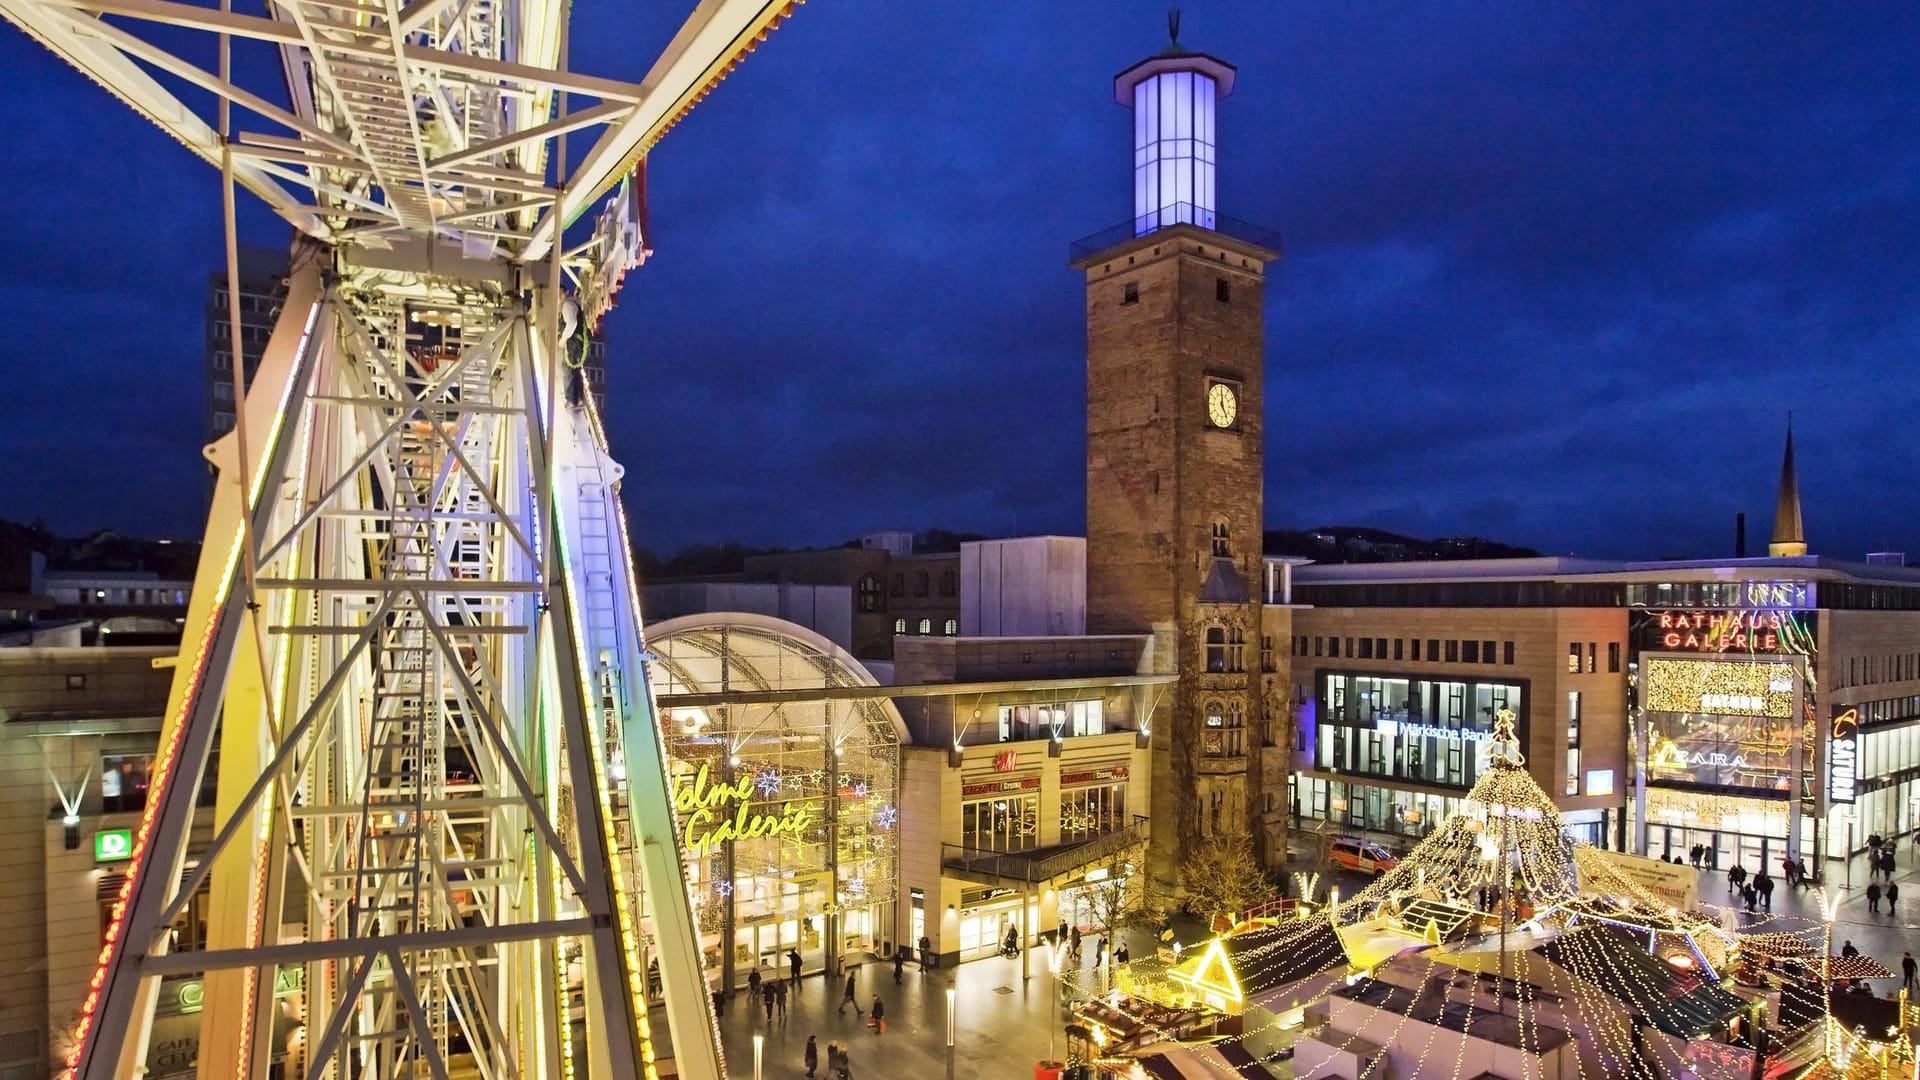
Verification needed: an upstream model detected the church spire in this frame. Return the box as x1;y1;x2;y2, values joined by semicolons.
1769;418;1807;557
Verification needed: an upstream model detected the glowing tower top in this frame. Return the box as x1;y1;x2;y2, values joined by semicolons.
1114;10;1237;235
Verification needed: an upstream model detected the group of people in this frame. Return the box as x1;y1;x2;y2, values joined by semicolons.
803;1035;854;1080
1725;863;1778;912
892;935;934;982
1866;834;1901;880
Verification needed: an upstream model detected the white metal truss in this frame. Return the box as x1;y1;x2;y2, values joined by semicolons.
3;0;808;1076
0;0;801;258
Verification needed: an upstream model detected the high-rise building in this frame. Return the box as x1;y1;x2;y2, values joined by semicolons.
206;248;288;446
1072;27;1287;880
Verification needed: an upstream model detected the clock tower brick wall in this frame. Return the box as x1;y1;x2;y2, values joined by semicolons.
1079;228;1274;887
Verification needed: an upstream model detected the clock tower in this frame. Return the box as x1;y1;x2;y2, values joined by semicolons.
1072;27;1281;886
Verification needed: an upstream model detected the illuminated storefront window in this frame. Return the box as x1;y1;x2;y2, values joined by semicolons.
647;614;901;988
1315;672;1525;790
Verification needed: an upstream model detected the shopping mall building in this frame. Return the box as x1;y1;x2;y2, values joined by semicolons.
1283;542;1920;873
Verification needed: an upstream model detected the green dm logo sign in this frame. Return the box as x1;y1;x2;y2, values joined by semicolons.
94;828;134;862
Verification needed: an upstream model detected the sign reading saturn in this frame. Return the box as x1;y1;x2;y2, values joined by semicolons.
673;763;813;856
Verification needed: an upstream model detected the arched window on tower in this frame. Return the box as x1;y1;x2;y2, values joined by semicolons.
1205;625;1227;672
1227;628;1247;672
1211;518;1232;558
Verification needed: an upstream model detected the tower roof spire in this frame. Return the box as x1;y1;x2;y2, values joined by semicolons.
1769;417;1807;557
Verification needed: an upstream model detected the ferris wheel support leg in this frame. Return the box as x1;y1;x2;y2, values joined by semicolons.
520;314;647;1080
67;261;327;1080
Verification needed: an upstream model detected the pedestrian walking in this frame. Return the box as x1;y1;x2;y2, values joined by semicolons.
840;971;861;1015
805;1035;819;1078
1842;940;1861;958
869;994;885;1035
893;948;905;984
1742;883;1758;913
919;934;932;972
1887;880;1899;915
712;989;726;1019
1115;943;1129;965
1903;952;1917;996
1689;844;1702;868
1755;870;1774;911
789;947;804;987
776;977;788;1019
1728;863;1747;892
748;967;763;1001
1093;936;1106;967
1056;919;1068;946
763;982;775;1022
1867;881;1882;913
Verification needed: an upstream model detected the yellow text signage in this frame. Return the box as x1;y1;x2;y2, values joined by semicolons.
673;763;812;857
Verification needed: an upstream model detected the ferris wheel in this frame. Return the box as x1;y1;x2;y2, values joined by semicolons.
0;0;802;1077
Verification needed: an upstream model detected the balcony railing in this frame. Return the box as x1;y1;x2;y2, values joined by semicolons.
941;816;1151;886
1069;202;1283;263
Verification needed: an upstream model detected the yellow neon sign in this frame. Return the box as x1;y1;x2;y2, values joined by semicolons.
673;764;812;857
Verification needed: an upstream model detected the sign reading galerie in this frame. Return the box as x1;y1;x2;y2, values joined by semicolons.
672;763;812;857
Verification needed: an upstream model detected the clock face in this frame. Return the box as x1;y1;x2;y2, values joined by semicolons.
1207;381;1238;429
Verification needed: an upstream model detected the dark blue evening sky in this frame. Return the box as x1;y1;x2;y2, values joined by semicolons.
4;1;1918;560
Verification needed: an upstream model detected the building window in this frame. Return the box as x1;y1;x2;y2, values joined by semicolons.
915;572;930;598
1261;635;1276;673
1122;282;1139;304
962;794;1038;852
944;618;959;636
890;573;905;597
1427;639;1440;662
1313;636;1324;657
101;753;154;813
1567;643;1581;673
1375;638;1387;658
67;673;87;690
1393;639;1404;661
857;575;885;612
918;618;932;635
1216;277;1231;303
1445;640;1459;663
1503;641;1515;665
1206;626;1227;672
1061;782;1127;842
1359;637;1375;660
1329;637;1341;658
1228;629;1247;672
893;618;907;634
1566;691;1583;796
939;569;957;596
1211;519;1232;558
1607;642;1621;673
1587;642;1597;674
1463;640;1480;664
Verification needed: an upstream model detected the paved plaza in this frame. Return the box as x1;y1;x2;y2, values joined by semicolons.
645;841;1920;1078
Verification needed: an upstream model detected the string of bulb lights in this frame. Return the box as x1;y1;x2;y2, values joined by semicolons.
1050;707;1903;1080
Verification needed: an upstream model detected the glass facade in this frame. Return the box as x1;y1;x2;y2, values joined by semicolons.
962;793;1039;852
1314;672;1524;790
1132;69;1217;232
649;618;900;989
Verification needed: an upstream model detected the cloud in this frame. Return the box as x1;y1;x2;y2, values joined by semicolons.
4;0;1918;562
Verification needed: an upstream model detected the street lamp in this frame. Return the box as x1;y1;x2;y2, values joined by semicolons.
752;1033;763;1080
946;986;957;1048
1046;941;1063;1065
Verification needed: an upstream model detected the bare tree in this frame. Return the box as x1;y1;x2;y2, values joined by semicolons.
1081;851;1165;962
1180;828;1276;928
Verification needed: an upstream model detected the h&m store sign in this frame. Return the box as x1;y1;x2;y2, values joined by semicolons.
1633;609;1815;655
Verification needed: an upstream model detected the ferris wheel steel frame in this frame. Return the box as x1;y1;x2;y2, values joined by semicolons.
0;0;804;1076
